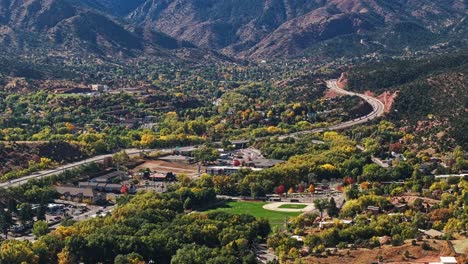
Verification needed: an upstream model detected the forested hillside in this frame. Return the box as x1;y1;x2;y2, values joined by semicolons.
346;52;468;149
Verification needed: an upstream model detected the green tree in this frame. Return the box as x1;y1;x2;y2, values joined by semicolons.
345;184;360;199
313;199;330;221
193;146;219;164
36;202;47;221
18;203;33;225
0;209;13;238
32;221;49;238
327;197;339;217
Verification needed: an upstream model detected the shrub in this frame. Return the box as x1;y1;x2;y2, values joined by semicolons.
421;241;432;250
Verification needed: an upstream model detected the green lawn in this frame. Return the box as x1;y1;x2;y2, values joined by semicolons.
206;201;301;227
278;204;307;209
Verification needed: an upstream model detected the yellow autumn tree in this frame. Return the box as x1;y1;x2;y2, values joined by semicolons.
308;184;315;193
65;122;76;131
57;248;75;264
140;134;156;147
0;240;39;264
320;163;337;171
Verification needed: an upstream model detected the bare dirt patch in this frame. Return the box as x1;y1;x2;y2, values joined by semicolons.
132;160;203;178
377;90;398;113
298;240;464;264
323;89;342;99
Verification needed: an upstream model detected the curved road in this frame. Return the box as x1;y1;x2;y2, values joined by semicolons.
278;79;385;139
1;80;384;189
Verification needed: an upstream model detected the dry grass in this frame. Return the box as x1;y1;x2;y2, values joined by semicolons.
296;240;465;264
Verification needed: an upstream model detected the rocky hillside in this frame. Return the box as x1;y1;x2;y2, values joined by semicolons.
127;0;467;59
1;0;466;60
0;0;192;57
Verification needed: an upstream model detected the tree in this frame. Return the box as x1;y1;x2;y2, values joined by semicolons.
114;253;145;264
18;203;33;225
183;197;192;210
36;202;47;221
421;241;432;250
392;234;403;246
275;185;285;195
327;197;339;217
57;248;75;264
0;240;39;263
113;151;130;167
313;199;330;221
193;146;219;164
33;220;49;238
140;134;156;147
452;146;467;172
0;209;13;238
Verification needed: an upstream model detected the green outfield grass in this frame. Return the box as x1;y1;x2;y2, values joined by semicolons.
278;204;308;209
206;201;301;227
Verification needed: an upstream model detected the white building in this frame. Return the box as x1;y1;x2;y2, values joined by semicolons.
91;84;110;92
429;256;458;264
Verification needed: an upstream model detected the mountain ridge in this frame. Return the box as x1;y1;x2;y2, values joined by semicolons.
0;0;467;60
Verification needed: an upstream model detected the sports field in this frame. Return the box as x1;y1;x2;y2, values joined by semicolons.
207;201;301;227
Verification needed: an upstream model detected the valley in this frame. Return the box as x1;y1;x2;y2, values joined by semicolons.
0;1;466;264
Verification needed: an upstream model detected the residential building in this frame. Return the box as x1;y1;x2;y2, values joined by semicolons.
55;187;103;204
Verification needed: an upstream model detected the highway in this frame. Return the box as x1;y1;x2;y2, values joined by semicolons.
1;80;385;189
0;148;159;189
278;79;385;139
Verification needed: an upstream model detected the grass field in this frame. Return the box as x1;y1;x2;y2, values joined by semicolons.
206;201;301;227
278;204;308;209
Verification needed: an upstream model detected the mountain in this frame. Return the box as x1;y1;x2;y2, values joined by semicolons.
91;0;146;16
1;0;466;60
128;0;322;54
0;0;192;57
127;0;468;59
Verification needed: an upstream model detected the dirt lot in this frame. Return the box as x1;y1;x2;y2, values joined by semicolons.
297;240;465;264
452;239;468;255
132;160;203;178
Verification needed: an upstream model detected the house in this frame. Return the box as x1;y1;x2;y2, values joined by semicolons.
148;172;177;182
391;151;407;161
319;219;353;229
90;171;126;183
367;206;380;214
205;166;262;175
419;228;444;239
291;235;303;242
393;203;407;212
90;84;109;92
78;182;131;193
231;140;249;149
246;158;284;169
175;146;200;157
55;187;103;204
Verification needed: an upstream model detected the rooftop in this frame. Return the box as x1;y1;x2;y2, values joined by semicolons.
56;186;97;197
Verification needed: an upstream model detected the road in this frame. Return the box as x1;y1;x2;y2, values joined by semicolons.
278;79;385;139
0;148;161;189
1;80;384;189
